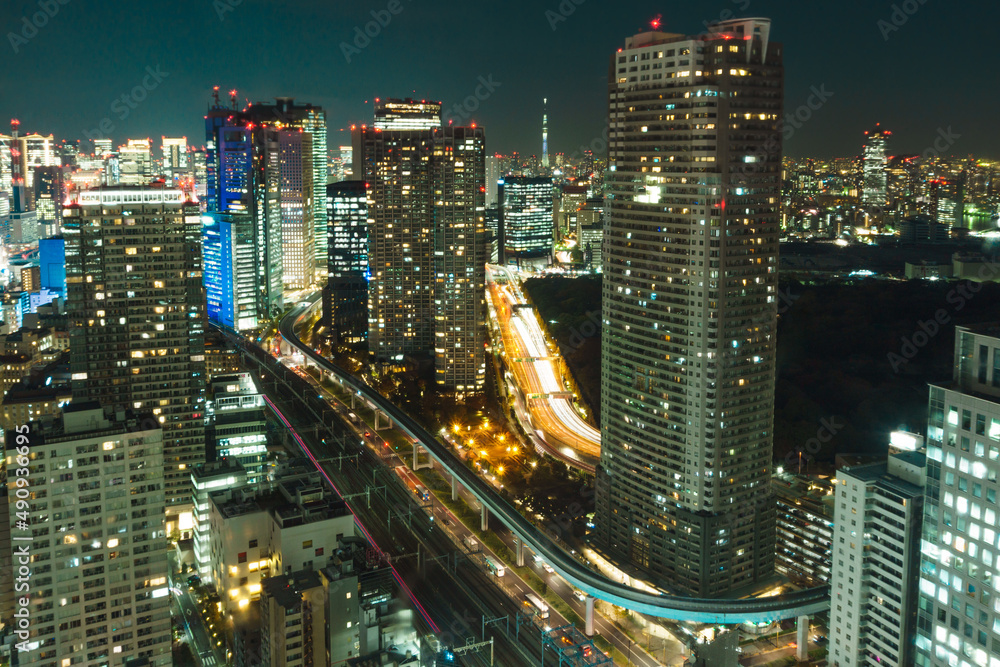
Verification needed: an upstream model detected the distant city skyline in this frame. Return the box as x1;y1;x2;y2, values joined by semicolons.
0;1;994;158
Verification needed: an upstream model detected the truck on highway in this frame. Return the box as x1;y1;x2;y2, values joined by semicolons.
464;535;479;552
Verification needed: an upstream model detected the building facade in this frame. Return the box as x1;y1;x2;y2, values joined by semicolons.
499;177;553;259
861;125;890;208
595;18;783;597
6;405;171;666
915;325;1000;667
356;118;487;394
828;452;925;666
202;211;258;331
324;180;369;349
64;186;206;532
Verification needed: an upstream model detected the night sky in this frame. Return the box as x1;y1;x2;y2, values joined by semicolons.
1;0;994;159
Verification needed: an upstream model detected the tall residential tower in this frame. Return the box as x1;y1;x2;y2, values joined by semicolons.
596;18;784;597
64;185;206;533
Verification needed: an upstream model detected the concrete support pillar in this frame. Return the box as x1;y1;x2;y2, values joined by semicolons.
515;538;525;567
451;474;459;501
796;615;809;662
351;393;356;409
481;505;489;532
374;410;381;430
585;597;595;637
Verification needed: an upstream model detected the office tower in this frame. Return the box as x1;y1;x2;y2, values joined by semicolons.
6;404;170;666
559;183;589;238
190;147;208;198
373;98;443;130
202;211;258;331
828;451;925;666
542;98;550;169
64;185;206;533
38;236;66;295
485;154;502;206
485;205;500;264
595;18;783;597
499;176;553;259
324;180;369;349
204;101;283;318
862;125;890;207
161;136;188;173
92;137;112;157
32;165;63;235
915;325;1000;667
356;113;487;393
207;372;267;483
117;138;152;185
338;144;354;180
275;129;314;288
246;97;327;280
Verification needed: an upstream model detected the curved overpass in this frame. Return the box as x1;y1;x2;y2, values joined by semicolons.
274;295;830;624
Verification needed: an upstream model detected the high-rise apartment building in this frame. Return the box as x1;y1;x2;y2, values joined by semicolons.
202;211;258;331
915;325;1000;667
828;451;926;666
356;114;487;393
7;404;171;666
862;125;890;208
64;186;206;533
499;177;553;259
324;180;369;349
208;372;267;484
595;18;783;597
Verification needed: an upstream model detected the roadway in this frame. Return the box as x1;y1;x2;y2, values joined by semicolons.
486;265;602;465
270;294;832;625
237;341;586;665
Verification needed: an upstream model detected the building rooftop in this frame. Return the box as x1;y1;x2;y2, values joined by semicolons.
261;570;323;610
839;461;924;499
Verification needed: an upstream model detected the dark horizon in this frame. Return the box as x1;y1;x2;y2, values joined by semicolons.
1;0;995;160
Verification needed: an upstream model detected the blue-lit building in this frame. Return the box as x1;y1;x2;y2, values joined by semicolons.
323;180;368;349
38;236;65;295
202;212;258;331
499;176;553;259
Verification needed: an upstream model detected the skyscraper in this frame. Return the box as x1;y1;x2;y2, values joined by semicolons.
118;138;152;185
356;104;486;393
324;180;369;349
64;185;206;533
862;124;890;207
828;450;926;666
161;136;188;174
595;18;783;597
6;405;171;666
204;99;283;319
275;128;314;288
915;325;1000;667
245;97;327;281
499;176;553;259
202;211;258;331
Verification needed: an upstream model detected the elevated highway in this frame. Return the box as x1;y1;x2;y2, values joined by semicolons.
266;294;830;625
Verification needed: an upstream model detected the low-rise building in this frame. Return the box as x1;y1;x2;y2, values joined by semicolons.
772;472;835;587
